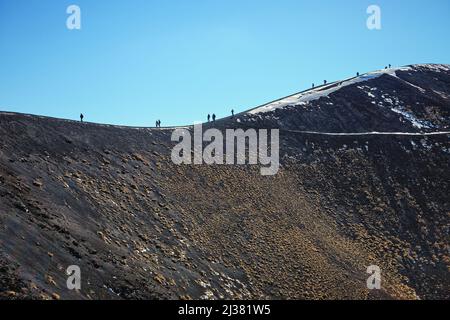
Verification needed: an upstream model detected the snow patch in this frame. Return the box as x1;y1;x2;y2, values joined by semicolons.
248;66;412;115
390;107;434;129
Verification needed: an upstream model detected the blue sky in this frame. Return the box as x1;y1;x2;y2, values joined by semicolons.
0;0;449;126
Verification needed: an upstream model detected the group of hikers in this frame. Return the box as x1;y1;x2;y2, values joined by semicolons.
78;64;396;126
311;65;392;89
79;64;395;126
79;110;236;127
207;114;216;122
207;109;235;123
149;110;236;127
78;64;394;127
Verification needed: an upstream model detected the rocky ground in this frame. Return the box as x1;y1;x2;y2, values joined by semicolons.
0;64;449;300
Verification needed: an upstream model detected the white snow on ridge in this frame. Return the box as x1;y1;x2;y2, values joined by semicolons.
248;66;412;115
247;64;450;116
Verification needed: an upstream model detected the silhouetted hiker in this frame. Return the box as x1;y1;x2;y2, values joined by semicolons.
357;72;360;76
212;114;216;122
324;80;327;85
155;120;158;128
207;114;211;122
312;83;315;88
158;120;161;127
389;64;391;68
80;113;84;122
231;109;234;118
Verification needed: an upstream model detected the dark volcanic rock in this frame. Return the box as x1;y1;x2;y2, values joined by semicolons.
0;64;449;300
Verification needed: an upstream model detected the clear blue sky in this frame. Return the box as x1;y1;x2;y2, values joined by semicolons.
1;0;449;126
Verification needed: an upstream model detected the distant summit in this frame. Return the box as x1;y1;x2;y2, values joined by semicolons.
236;64;450;132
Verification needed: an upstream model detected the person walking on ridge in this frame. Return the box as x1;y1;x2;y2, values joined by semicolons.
212;114;216;122
80;113;84;122
207;114;211;122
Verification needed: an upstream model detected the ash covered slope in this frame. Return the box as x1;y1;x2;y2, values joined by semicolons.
240;64;450;132
0;64;449;300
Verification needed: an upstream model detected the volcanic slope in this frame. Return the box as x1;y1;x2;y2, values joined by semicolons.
0;64;449;300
